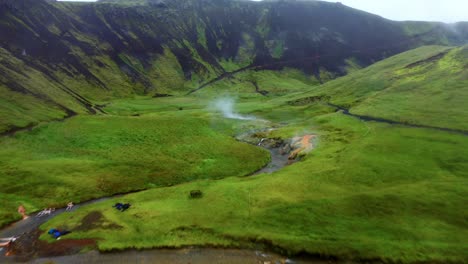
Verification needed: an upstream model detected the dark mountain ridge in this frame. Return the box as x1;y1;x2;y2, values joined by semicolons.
0;0;467;133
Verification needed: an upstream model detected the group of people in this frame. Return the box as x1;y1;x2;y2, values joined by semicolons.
0;203;75;249
36;208;55;218
35;202;74;217
2;201;131;256
113;202;131;212
19;201;75;220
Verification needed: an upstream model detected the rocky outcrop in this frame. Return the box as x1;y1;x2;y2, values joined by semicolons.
287;135;315;160
256;134;316;160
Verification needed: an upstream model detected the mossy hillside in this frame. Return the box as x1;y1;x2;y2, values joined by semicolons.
402;21;467;45
42;108;468;262
57;50;142;101
218;58;243;72
182;40;222;82
0;112;269;227
290;45;468;130
0;34;220;133
0;35;147;133
0;85;67;134
0;0;235;130
1;0;468;134
196;68;320;97
0;48;92;132
147;48;186;95
344;57;362;74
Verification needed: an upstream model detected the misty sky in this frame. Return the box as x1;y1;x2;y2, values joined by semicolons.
58;0;468;23
319;0;468;23
260;0;468;22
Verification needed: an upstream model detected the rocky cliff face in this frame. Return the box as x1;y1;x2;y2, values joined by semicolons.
0;0;466;132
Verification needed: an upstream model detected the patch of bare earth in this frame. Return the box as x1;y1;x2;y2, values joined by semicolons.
6;211;122;260
7;229;96;261
75;211;122;231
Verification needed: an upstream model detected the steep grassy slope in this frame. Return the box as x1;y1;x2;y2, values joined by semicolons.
0;0;467;133
38;45;468;262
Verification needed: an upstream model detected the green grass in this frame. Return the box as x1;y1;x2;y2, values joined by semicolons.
104;96;208;116
0;85;67;133
0;48;90;133
196;68;320;97
42;110;468;263
0;109;269;226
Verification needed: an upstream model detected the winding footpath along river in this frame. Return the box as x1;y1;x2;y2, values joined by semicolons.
0;131;333;264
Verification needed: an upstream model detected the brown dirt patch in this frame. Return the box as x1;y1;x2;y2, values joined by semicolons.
38;237;96;257
75;211;122;231
5;211;120;260
7;228;96;261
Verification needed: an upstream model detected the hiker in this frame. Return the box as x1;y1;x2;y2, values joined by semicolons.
36;208;47;217
36;208;55;217
66;202;74;211
17;205;28;220
48;229;70;240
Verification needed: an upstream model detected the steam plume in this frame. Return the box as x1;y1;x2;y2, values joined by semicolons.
213;97;256;120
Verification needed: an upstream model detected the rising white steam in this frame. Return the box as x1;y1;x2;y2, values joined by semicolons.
213;97;256;120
